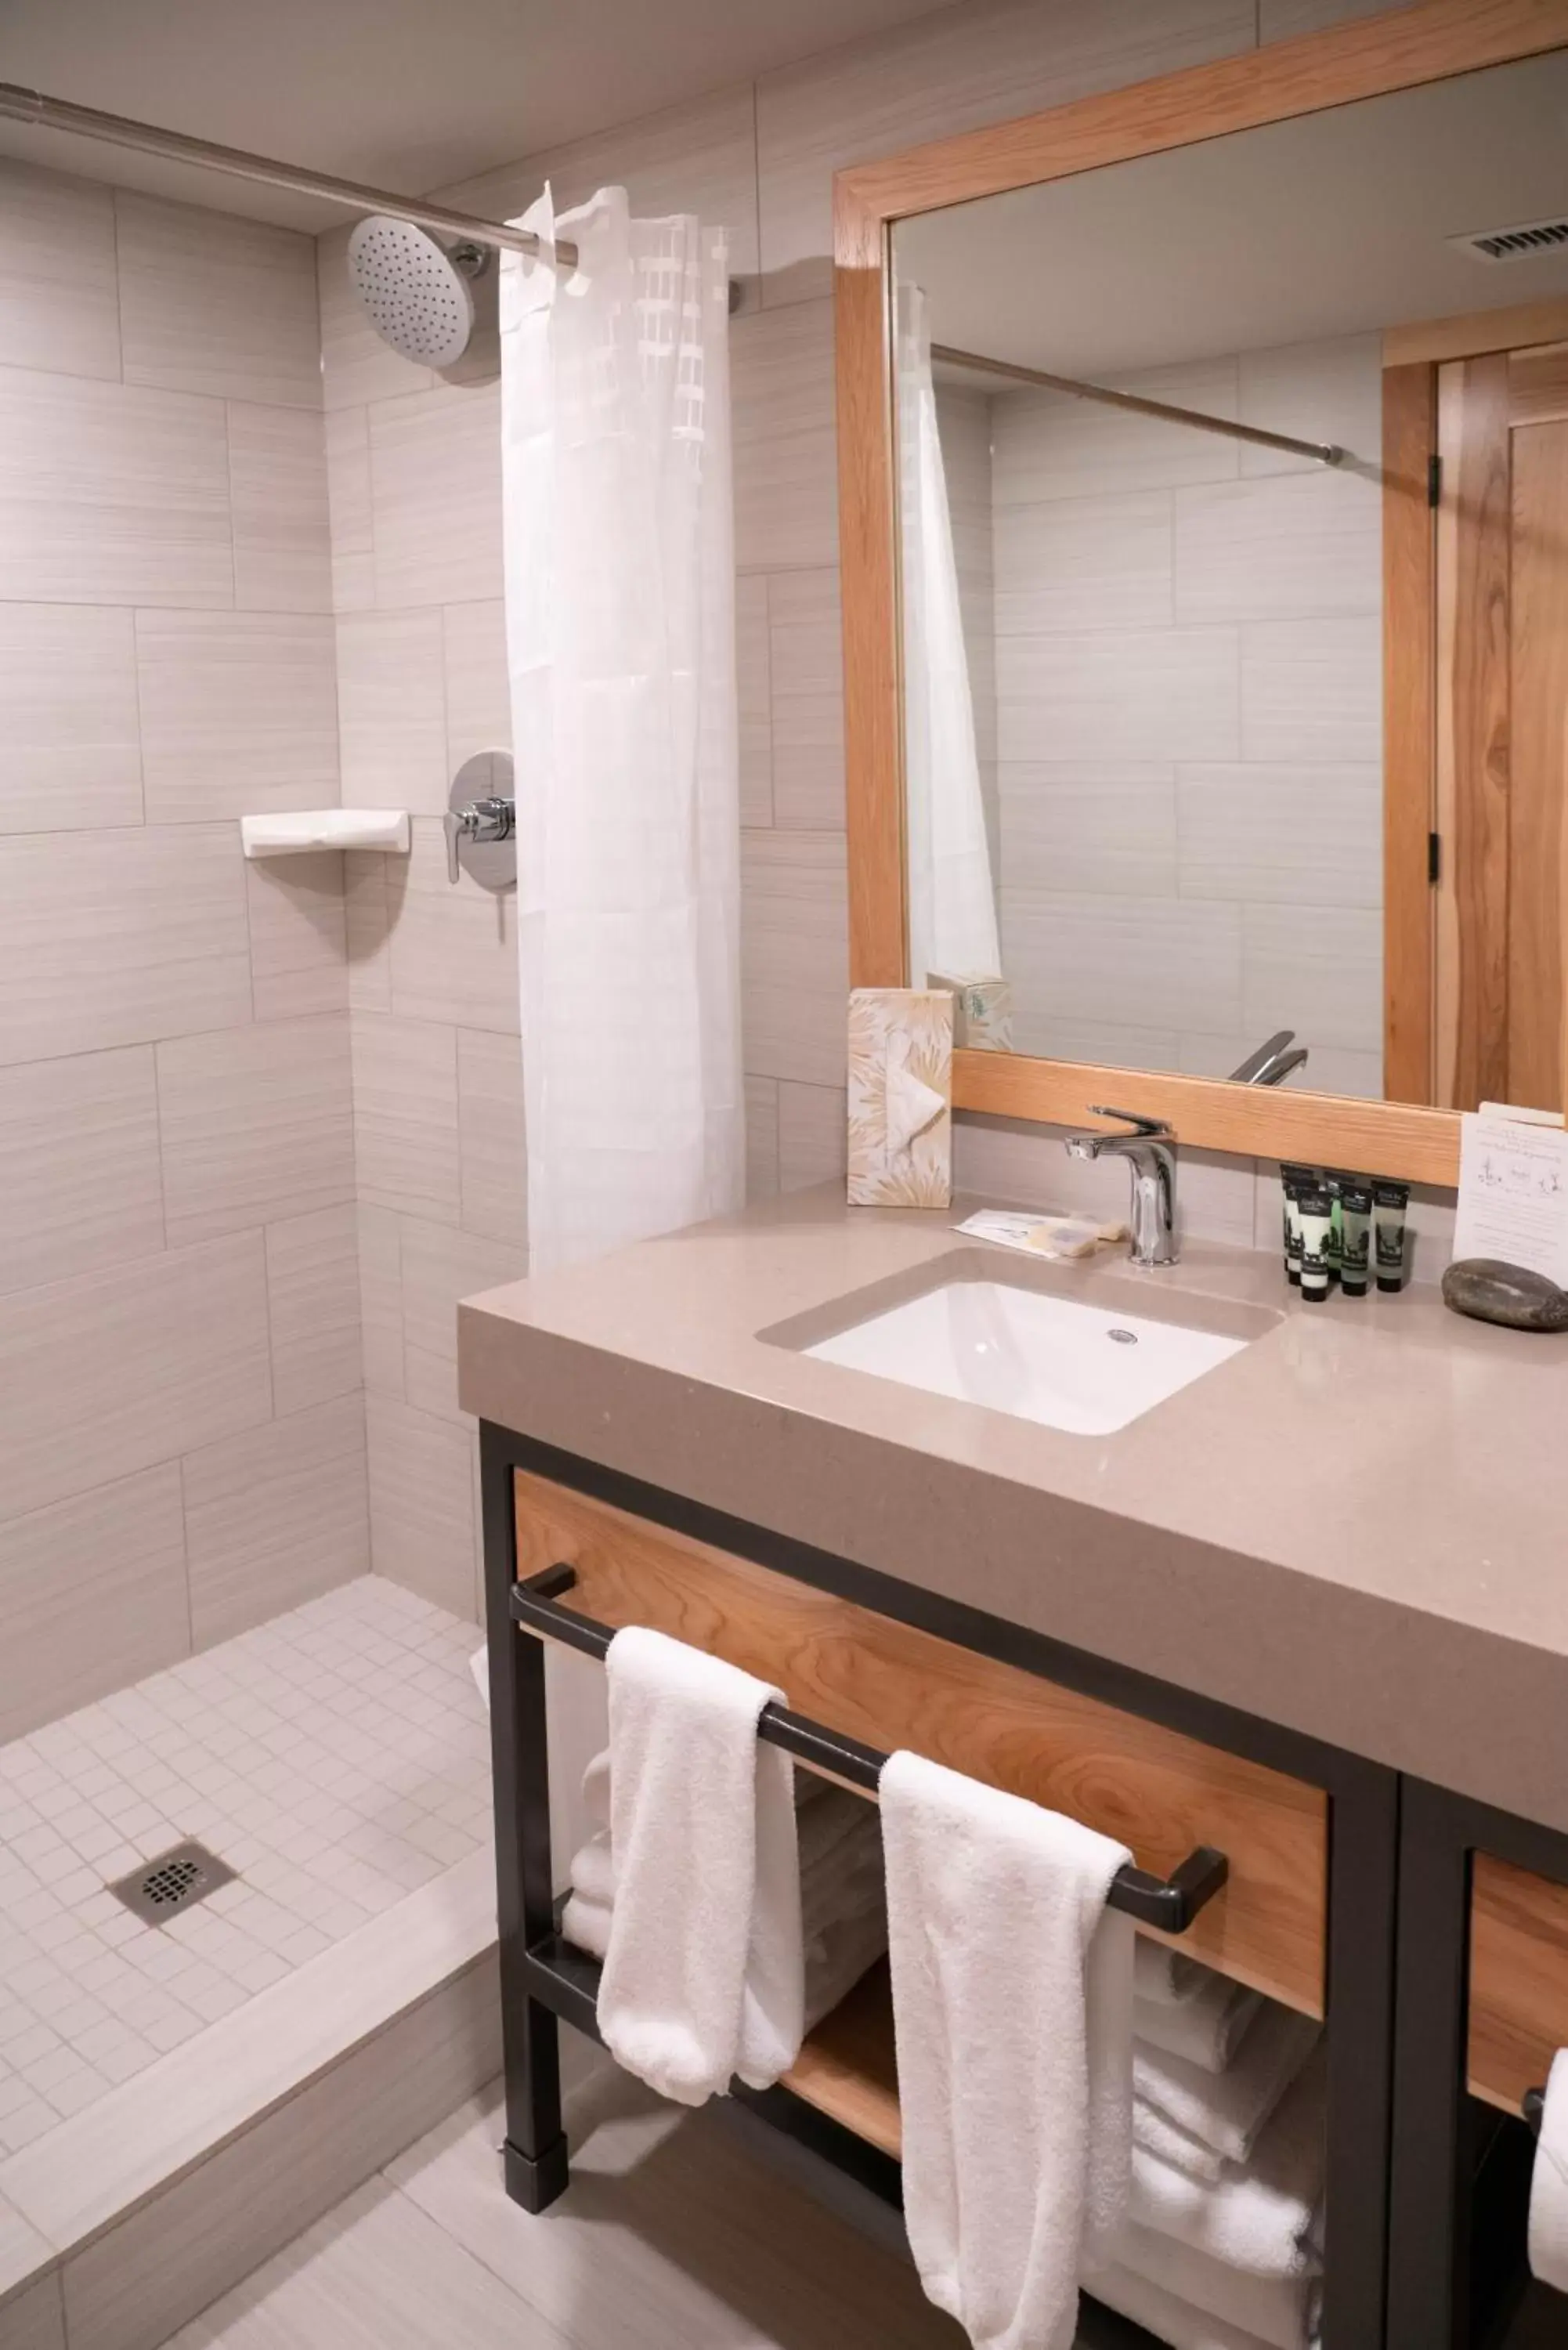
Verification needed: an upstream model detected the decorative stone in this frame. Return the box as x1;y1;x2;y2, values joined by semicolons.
1442;1258;1568;1332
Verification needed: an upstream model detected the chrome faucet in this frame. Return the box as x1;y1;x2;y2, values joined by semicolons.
1229;1030;1309;1087
443;792;515;883
1064;1107;1179;1268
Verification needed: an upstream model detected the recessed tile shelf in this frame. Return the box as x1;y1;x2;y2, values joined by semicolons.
240;810;411;858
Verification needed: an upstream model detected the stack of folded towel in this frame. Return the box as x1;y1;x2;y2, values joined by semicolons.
562;1750;888;2034
1088;1943;1326;2350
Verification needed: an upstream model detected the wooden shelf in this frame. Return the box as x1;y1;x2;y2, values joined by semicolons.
782;1961;902;2160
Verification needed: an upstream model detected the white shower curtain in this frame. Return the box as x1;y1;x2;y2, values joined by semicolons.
500;186;743;1274
896;281;1003;996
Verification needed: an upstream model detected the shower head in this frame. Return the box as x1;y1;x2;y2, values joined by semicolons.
346;215;489;369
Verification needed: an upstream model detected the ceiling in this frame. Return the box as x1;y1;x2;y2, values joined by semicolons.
0;0;947;233
900;50;1568;383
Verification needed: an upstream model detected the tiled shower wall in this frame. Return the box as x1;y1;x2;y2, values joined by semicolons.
0;162;368;1743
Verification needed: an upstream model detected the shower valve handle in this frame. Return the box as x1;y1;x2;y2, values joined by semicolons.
443;796;515;884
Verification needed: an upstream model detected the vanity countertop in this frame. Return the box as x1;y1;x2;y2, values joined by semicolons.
459;1184;1568;1831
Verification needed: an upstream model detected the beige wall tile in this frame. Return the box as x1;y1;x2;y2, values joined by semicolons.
0;370;231;606
443;599;511;769
337;609;448;811
1002;888;1243;1037
318;224;436;412
1259;0;1386;33
731;302;836;573
0;2269;64;2350
994;489;1174;634
0;606;142;835
1174;468;1380;625
1241;614;1382;764
740;830;848;1086
399;1217;527;1422
0;826;251;1066
756;0;1254;298
117;191;322;409
1242;901;1382;1053
356;1204;405;1397
735;576;773;828
364;1394;476;1618
0;1048;164;1297
369;381;504;609
745;1073;780;1200
997;626;1240;765
184;1394;369;1647
326;406;377;611
246;852;349;1021
778;1081;847;1194
137;612;340;824
352;1013;461;1221
990;362;1238;505
457;1029;527;1247
0;1233;271;1521
999;764;1177;898
1237;333;1384;479
1176;762;1381;906
0;1467;189;1746
768;568;844;829
345;851;393;1013
157;1014;355;1246
0;159;119;381
266;1204;363;1416
229;401;332;613
435;81;761;283
387;821;518;1036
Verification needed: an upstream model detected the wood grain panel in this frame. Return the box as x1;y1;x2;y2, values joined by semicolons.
1469;1853;1568;2114
1435;356;1512;1112
1386;298;1568;371
515;1470;1328;2016
1383;362;1438;1106
1509;340;1568;425
1507;418;1568;1110
783;1959;901;2157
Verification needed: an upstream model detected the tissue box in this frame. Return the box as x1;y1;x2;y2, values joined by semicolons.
847;989;953;1208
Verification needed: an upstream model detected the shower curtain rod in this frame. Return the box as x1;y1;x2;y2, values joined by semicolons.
0;83;581;269
930;340;1345;466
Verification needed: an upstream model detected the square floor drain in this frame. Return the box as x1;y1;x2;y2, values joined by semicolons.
108;1840;236;1925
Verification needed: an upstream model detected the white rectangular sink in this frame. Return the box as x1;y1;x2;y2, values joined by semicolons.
802;1276;1252;1435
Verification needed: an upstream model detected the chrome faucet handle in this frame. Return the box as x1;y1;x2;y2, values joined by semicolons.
1086;1104;1175;1141
443;794;515;884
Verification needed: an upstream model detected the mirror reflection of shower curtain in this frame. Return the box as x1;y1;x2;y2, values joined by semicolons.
895;281;1006;1024
500;185;744;1273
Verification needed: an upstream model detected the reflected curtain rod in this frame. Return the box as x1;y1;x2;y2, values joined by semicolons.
0;82;580;269
930;341;1344;467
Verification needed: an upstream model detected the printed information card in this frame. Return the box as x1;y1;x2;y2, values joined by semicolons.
1453;1105;1568;1285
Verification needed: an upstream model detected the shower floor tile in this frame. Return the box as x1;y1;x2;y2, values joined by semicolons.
0;1578;490;2157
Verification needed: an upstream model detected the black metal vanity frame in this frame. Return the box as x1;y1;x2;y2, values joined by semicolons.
479;1419;1403;2350
1387;1779;1568;2349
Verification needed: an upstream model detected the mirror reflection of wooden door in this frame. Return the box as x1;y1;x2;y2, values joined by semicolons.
1434;341;1568;1113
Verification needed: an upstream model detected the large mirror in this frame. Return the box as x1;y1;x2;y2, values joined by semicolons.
882;42;1568;1130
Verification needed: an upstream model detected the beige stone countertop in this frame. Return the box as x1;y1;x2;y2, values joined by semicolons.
459;1184;1568;1832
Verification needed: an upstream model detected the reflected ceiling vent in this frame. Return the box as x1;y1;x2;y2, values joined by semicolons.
1449;216;1568;263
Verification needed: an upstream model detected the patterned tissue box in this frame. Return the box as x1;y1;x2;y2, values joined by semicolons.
847;988;953;1209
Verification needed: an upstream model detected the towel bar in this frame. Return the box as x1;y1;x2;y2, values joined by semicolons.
1525;2086;1545;2134
510;1562;1229;1933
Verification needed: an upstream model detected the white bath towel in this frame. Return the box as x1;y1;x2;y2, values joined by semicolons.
1136;2002;1321;2164
1530;2047;1568;2293
1135;1971;1263;2074
594;1627;804;2106
1136;1942;1214;2006
1131;2048;1327;2281
1114;2219;1319;2350
1136;2096;1226;2183
880;1750;1134;2350
1087;2259;1279;2350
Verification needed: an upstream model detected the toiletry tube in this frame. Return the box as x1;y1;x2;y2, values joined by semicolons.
1339;1178;1373;1296
1280;1163;1313;1286
1298;1181;1335;1302
1327;1176;1344;1278
1374;1180;1411;1292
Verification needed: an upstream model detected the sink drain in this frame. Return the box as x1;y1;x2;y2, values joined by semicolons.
1106;1328;1139;1345
108;1840;236;1925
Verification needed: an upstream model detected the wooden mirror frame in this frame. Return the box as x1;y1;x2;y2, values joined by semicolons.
834;0;1568;1187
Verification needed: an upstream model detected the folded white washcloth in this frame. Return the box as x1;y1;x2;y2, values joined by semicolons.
1087;2258;1280;2350
1113;2219;1319;2350
1135;1971;1263;2074
1136;2001;1321;2164
594;1627;804;2106
1136;1941;1216;2007
1530;2047;1568;2293
881;1749;1134;2350
1136;2096;1225;2183
1131;2048;1326;2281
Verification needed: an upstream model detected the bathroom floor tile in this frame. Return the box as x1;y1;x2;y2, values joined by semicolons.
0;1579;489;2160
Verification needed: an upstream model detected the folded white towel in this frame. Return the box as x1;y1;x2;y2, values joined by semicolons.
1136;2096;1226;2183
1135;1972;1263;2074
1088;2258;1279;2350
1136;2001;1321;2164
1114;2219;1318;2350
1136;1941;1214;2007
881;1750;1134;2350
594;1627;804;2106
1530;2047;1568;2293
1131;2047;1326;2281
